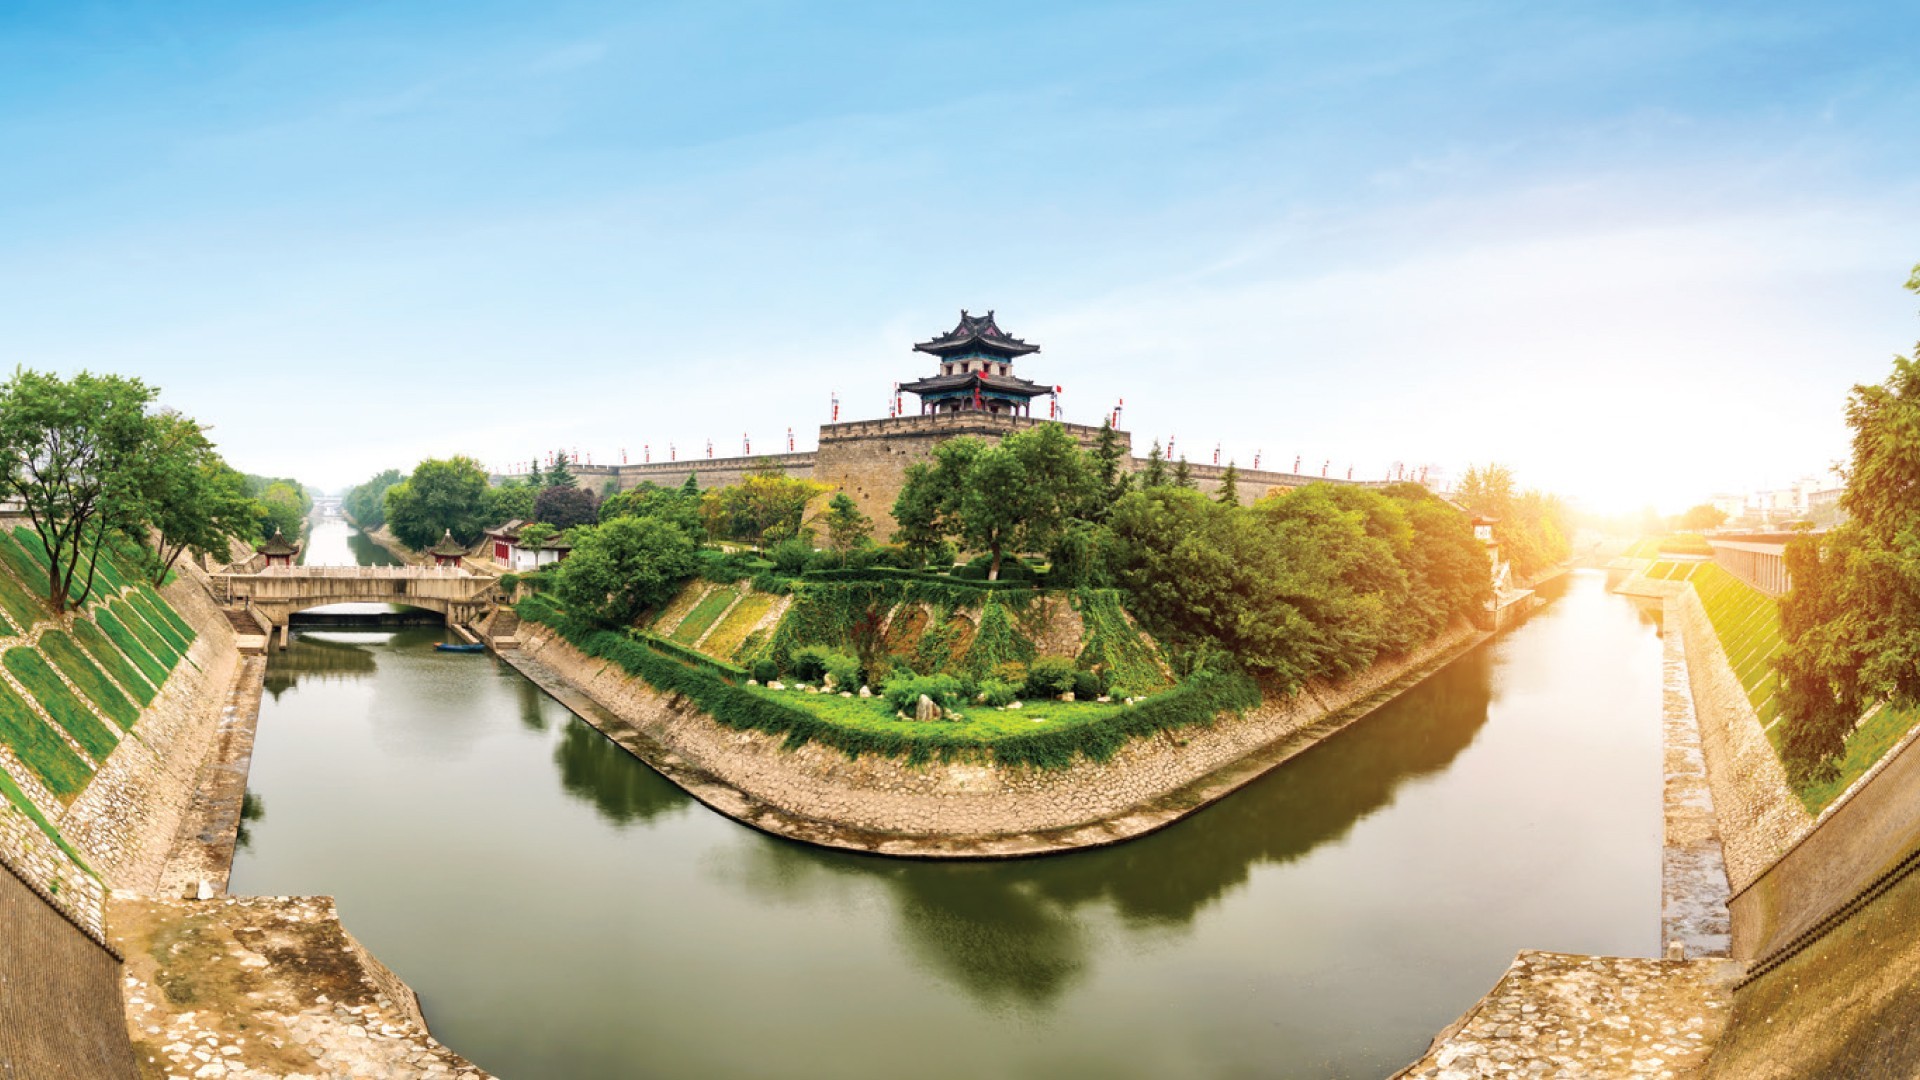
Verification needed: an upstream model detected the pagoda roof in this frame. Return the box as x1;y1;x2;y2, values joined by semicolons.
913;310;1040;358
258;528;300;556
429;529;468;557
899;371;1052;399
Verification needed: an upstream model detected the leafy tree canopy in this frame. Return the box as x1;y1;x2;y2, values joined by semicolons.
553;515;699;627
384;456;492;549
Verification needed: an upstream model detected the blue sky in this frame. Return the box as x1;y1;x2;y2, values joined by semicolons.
2;1;1916;511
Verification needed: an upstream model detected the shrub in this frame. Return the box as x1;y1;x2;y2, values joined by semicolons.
1072;669;1103;700
790;645;833;683
954;554;1036;582
1024;656;1077;698
882;672;965;713
751;658;779;683
823;652;863;691
993;660;1029;688
978;679;1018;707
770;538;814;575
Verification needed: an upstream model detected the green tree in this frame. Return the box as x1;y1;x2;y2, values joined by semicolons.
1140;441;1168;489
894;426;1091;580
1677;504;1728;532
0;368;159;612
139;412;257;583
823;492;874;554
525;459;544;488
1217;463;1240;506
486;481;537;525
554;516;699;627
546;451;576;489
257;482;307;542
1090;419;1130;514
344;469;403;529
702;463;827;548
1173;457;1196;489
384;456;492;549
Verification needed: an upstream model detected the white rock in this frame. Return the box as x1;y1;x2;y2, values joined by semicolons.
1008;700;1023;710
858;686;872;698
767;681;785;690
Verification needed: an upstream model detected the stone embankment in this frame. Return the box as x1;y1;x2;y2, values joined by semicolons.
1615;577;1810;888
507;617;1489;857
1397;952;1740;1079
112;895;486;1079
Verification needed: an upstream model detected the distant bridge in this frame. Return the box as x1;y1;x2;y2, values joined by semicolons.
214;565;500;646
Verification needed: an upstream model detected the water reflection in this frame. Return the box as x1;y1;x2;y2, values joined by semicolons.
235;564;1664;1079
262;634;378;698
553;721;692;826
710;647;1496;1009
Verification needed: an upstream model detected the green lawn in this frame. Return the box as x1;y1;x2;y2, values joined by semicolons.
70;617;157;706
0;676;93;798
0;532;51;601
1625;537;1665;559
670;587;738;645
4;647;119;762
0;763;92;870
1797;706;1920;815
111;598;179;667
1689;562;1782;718
126;589;192;655
134;584;195;643
702;592;775;660
37;631;139;731
752;683;1125;742
96;608;170;687
0;563;37;634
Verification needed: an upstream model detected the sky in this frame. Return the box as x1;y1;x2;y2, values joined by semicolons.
2;1;1917;513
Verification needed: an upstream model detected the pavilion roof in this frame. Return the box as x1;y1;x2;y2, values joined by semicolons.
429;530;468;557
899;371;1051;399
912;310;1040;359
258;528;300;556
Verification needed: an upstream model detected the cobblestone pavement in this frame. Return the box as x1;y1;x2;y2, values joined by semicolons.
1399;952;1741;1079
111;895;489;1079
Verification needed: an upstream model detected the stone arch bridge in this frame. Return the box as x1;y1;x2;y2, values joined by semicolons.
214;566;500;645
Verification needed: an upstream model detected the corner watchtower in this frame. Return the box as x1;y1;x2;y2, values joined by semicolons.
899;310;1052;417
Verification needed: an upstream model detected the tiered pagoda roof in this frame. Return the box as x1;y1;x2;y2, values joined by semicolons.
897;370;1051;398
258;528;300;557
912;310;1040;359
429;530;468;558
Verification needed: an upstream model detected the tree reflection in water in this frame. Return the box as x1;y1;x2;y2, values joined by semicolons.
553;721;692;827
262;634;378;699
715;641;1496;1009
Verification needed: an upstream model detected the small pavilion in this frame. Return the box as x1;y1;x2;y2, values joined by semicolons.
898;310;1053;417
259;528;300;569
428;530;467;569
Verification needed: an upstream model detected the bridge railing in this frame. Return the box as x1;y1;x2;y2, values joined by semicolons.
231;565;475;580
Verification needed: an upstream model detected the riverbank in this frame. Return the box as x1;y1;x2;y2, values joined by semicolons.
504;615;1492;857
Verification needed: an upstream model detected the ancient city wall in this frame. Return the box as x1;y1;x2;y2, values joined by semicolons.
511;617;1483;856
0;867;138;1080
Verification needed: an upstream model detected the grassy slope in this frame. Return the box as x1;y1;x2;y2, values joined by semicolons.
756;683;1123;742
670;586;738;645
703;593;775;661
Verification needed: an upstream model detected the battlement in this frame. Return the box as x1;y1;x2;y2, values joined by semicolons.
819;413;1127;452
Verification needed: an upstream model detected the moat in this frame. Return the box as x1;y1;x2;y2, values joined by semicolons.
229;519;1663;1078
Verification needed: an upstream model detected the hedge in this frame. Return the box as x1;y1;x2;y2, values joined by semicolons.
0;675;92;797
4;648;118;762
70;617;157;706
520;595;1258;769
798;567;1038;592
97;608;171;686
37;631;139;731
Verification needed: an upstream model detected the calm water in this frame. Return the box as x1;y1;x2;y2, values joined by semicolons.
231;519;1664;1078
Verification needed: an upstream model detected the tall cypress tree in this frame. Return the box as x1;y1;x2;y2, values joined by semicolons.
1217;463;1240;506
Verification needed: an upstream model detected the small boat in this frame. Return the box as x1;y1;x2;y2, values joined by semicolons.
434;642;487;653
